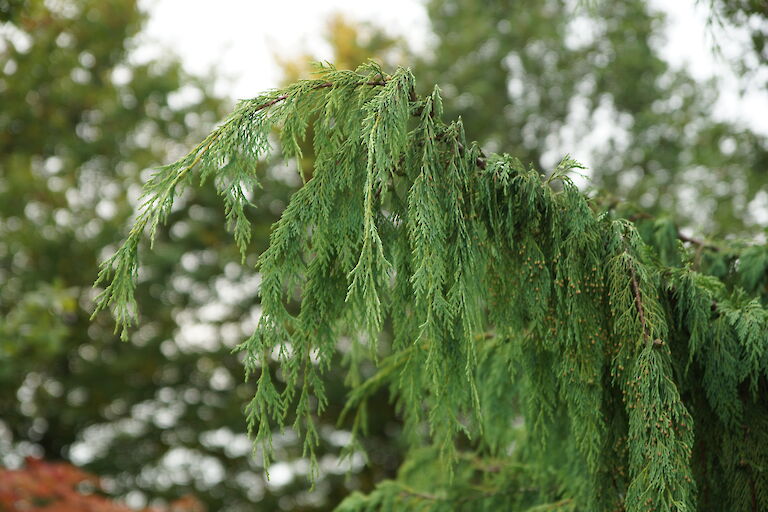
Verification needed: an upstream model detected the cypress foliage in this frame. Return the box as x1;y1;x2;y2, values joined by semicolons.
94;64;768;511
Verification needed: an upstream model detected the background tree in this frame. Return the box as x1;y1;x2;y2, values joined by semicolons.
707;0;767;69
415;0;767;238
1;1;274;510
0;3;409;511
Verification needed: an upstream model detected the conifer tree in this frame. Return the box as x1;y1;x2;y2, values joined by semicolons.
95;63;768;512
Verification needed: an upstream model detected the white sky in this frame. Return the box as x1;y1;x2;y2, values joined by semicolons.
136;0;768;133
136;0;430;100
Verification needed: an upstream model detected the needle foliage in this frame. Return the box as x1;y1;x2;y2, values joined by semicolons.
95;63;768;512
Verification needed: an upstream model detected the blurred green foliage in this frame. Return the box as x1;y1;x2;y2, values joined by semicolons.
710;0;767;67
416;0;767;238
0;2;406;511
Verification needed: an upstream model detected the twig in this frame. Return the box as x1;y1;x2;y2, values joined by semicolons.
628;260;652;348
677;231;720;252
621;233;653;348
252;80;388;112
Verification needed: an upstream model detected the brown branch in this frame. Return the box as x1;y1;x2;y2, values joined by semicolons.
621;233;654;348
251;80;388;112
628;260;652;348
677;231;720;252
621;213;720;255
398;488;441;502
627;212;653;221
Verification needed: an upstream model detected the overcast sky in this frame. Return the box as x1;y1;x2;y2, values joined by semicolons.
135;0;768;135
135;0;429;98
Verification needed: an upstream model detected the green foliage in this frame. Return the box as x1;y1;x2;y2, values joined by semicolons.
98;64;768;511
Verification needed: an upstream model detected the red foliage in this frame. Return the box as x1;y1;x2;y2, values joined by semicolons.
0;458;204;512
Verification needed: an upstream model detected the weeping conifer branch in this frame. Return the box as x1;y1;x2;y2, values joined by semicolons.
94;63;768;512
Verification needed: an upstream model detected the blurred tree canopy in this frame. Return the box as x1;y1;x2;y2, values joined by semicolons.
0;0;248;507
415;0;767;238
1;2;404;511
709;0;768;67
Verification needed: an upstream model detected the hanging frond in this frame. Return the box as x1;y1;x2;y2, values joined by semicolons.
94;64;768;511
